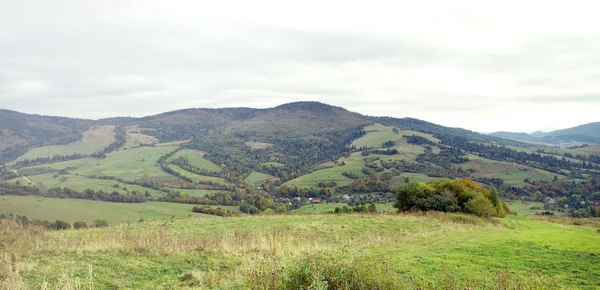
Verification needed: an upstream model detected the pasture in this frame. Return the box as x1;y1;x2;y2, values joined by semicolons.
244;171;277;186
459;154;563;185
167;164;229;185
0;195;207;223
18;145;180;183
167;149;222;171
285;152;365;188
5;173;164;197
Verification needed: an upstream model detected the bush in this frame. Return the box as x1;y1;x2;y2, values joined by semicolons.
73;221;87;229
465;196;495;217
93;219;109;227
394;178;509;217
53;220;71;230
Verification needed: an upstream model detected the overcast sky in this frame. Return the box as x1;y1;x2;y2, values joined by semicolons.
1;1;599;133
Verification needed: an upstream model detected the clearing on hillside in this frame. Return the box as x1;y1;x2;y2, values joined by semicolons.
285;152;365;188
167;149;222;171
5;173;163;197
166;164;229;185
459;154;564;185
10;126;116;164
123;126;159;148
245;170;278;186
18;145;180;183
244;141;273;150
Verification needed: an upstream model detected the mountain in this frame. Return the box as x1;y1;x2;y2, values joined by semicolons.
0;109;93;161
490;122;600;145
1;101;521;165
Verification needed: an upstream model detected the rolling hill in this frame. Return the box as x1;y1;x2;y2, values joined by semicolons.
490;122;600;145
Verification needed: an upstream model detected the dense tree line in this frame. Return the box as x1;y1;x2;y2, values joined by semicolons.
361;148;398;156
0;181;149;203
332;204;377;214
192;206;238;217
404;135;436;145
0;213;108;230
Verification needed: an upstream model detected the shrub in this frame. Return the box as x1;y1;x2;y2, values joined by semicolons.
465;195;495;217
53;220;71;230
73;221;87;229
93;219;109;227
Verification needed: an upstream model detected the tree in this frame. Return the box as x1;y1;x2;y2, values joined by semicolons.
368;203;377;213
531;191;543;202
490;186;505;217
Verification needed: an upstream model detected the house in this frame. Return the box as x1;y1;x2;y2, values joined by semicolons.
311;199;322;204
543;196;556;204
342;194;350;201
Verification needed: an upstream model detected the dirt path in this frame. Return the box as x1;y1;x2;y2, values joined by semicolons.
12;169;33;184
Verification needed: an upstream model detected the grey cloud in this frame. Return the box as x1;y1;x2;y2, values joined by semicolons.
521;94;600;104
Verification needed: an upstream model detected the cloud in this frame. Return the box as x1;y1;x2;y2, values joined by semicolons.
1;1;600;132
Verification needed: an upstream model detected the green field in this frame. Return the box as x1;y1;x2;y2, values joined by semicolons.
292;202;396;213
0;195;213;223
6;173;164;197
285;152;365;188
352;124;402;148
459;154;565;185
244;171;277;186
2;210;599;289
168;149;222;171
10;126;116;164
167;164;229;185
389;173;438;187
352;123;439;149
20;145;180;183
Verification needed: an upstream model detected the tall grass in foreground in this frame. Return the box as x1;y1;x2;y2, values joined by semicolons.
0;213;567;289
244;254;558;290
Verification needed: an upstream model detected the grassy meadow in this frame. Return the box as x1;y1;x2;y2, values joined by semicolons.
6;173;165;197
168;149;222;172
0;195;210;223
459;154;564;186
19;145;180;183
167;164;229;185
2;210;599;289
244;171;277;186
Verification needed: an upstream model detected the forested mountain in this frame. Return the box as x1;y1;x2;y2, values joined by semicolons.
490;122;600;145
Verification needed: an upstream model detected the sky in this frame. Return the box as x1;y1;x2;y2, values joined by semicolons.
1;0;599;133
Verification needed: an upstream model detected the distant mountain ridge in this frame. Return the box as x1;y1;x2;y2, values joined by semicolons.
490;122;600;145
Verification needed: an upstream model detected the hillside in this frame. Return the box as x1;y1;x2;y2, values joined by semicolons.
1;101;599;219
0;110;93;163
490;122;600;145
